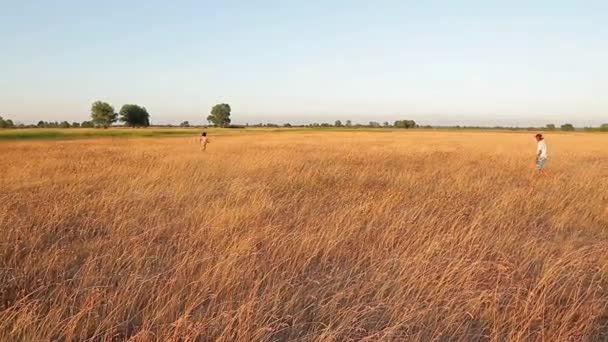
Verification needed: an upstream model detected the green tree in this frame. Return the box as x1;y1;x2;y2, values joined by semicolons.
383;121;390;127
546;123;556;130
334;120;343;127
345;120;352;127
72;122;81;128
91;101;117;128
0;117;14;128
119;104;150;127
394;120;417;128
81;121;94;128
283;123;292;127
369;121;380;127
180;121;190;127
59;121;71;128
207;103;231;127
561;123;575;131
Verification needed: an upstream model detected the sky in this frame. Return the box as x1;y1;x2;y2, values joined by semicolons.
1;0;606;126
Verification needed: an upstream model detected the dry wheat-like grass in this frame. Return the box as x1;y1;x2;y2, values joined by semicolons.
1;131;607;341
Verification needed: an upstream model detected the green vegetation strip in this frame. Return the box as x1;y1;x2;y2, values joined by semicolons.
0;127;413;140
1;127;602;140
0;128;242;140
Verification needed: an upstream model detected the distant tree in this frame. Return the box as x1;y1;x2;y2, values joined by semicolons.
180;121;190;127
369;121;380;127
320;123;331;127
283;123;292;127
599;123;608;132
546;123;556;130
0;117;14;128
37;121;46;128
207;103;231;127
59;121;71;128
71;122;80;128
561;123;575;131
345;120;352;127
383;121;390;127
119;104;150;127
334;120;343;127
394;120;417;128
266;123;279;127
91;101;117;128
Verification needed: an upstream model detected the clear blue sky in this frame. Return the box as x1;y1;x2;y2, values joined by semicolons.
1;0;606;126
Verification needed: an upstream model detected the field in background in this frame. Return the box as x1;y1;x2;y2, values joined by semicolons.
1;127;593;140
1;131;607;340
0;127;413;140
0;127;423;140
0;127;248;140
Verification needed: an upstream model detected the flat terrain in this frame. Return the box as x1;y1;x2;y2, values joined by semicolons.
1;131;607;340
0;127;248;140
0;127;432;140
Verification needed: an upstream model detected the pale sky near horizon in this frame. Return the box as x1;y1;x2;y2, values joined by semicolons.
1;0;606;126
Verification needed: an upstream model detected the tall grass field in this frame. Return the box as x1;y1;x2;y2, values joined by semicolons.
1;131;607;340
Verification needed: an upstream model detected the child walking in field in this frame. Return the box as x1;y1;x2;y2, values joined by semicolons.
199;132;209;151
535;133;548;175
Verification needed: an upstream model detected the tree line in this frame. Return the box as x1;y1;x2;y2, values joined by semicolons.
1;102;607;131
0;102;232;129
245;121;608;131
90;101;150;128
245;120;419;128
0;102;151;129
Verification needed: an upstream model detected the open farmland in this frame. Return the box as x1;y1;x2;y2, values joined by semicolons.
1;131;607;341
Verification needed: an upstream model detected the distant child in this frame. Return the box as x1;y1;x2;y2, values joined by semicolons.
535;133;548;175
199;132;209;151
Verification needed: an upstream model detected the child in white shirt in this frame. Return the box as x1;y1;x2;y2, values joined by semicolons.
535;134;548;175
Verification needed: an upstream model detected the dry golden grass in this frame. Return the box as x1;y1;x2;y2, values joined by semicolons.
1;131;607;341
